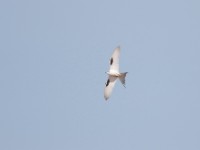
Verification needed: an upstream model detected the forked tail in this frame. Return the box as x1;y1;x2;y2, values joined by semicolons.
119;72;128;87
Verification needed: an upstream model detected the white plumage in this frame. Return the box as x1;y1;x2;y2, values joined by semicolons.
104;46;128;100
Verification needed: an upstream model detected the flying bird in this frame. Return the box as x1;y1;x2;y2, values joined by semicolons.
104;46;128;100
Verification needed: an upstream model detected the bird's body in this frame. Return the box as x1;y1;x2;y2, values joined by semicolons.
104;46;128;100
106;71;120;77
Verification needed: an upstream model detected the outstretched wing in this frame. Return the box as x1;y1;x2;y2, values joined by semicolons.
109;46;120;73
104;75;117;100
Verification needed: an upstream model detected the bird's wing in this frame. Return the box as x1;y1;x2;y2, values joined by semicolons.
104;75;118;100
109;46;120;72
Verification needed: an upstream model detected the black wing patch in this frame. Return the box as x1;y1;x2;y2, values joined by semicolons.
110;57;113;65
105;79;110;87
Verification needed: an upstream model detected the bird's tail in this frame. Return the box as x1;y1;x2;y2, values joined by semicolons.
119;72;128;87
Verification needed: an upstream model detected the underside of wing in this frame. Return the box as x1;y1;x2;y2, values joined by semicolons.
109;46;120;72
104;75;117;100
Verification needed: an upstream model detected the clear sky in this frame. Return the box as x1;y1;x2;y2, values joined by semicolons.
0;0;200;150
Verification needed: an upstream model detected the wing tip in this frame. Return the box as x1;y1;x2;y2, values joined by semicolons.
104;96;109;101
116;45;120;50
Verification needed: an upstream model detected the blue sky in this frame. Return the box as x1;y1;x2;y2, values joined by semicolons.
0;0;200;150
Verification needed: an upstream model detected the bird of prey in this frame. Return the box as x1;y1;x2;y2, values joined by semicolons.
104;46;128;100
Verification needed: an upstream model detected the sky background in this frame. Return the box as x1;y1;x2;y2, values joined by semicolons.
0;0;200;150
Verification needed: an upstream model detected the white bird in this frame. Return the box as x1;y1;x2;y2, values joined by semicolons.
104;46;128;100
